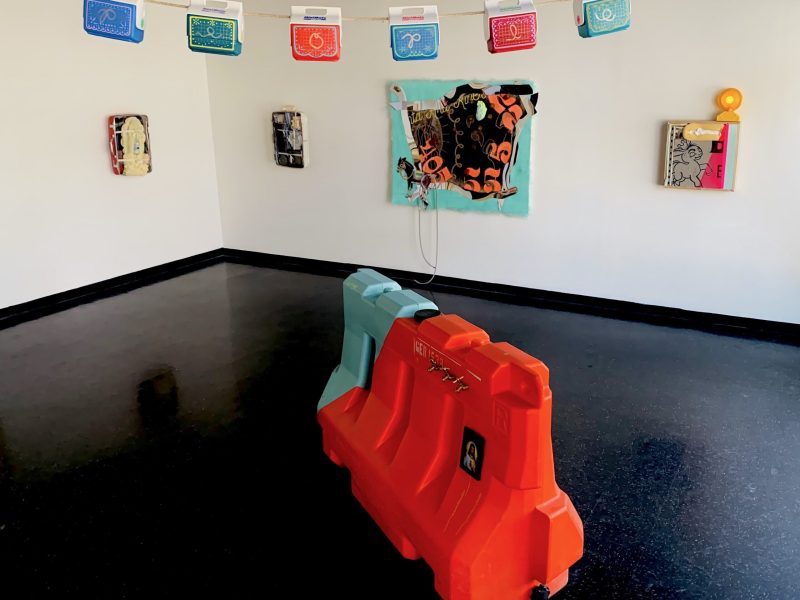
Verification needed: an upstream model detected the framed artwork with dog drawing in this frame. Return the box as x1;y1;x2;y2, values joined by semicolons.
663;121;740;191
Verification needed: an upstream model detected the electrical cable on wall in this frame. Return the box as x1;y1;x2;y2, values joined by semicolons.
415;189;439;286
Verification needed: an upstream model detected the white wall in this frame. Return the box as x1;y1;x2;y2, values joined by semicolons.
207;0;800;324
0;1;223;309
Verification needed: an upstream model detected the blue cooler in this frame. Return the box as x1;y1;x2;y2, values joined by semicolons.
84;0;145;43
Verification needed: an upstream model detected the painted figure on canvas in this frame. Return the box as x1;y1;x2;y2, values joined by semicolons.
108;114;152;176
391;80;538;216
120;117;150;176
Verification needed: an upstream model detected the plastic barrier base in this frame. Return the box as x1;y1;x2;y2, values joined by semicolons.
319;273;583;599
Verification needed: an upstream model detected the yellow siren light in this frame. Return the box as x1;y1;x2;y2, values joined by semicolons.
716;88;743;122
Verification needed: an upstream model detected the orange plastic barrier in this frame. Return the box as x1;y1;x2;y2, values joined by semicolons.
319;313;583;599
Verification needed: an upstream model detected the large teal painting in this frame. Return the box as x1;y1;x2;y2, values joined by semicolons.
390;80;538;217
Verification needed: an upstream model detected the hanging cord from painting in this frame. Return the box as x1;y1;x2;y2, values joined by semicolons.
415;188;439;286
145;0;570;20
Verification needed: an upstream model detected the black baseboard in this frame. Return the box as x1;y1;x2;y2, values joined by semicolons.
0;250;225;331
3;248;798;345
222;249;800;346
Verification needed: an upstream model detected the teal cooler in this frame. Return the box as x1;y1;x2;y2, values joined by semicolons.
187;15;242;56
575;0;631;38
187;1;244;56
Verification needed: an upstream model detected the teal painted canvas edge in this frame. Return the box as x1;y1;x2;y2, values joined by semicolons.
725;124;739;191
389;80;537;217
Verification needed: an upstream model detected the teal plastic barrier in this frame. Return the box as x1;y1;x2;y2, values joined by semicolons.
318;269;438;412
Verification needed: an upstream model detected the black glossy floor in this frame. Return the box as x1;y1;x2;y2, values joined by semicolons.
1;264;798;599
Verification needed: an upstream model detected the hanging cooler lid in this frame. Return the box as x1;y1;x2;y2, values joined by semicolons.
290;5;343;30
188;0;245;42
389;5;439;25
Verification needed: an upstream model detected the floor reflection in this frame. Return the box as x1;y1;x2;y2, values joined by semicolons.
137;367;180;436
0;264;797;598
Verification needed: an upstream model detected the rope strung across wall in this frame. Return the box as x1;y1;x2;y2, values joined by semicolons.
82;1;632;57
145;0;571;22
